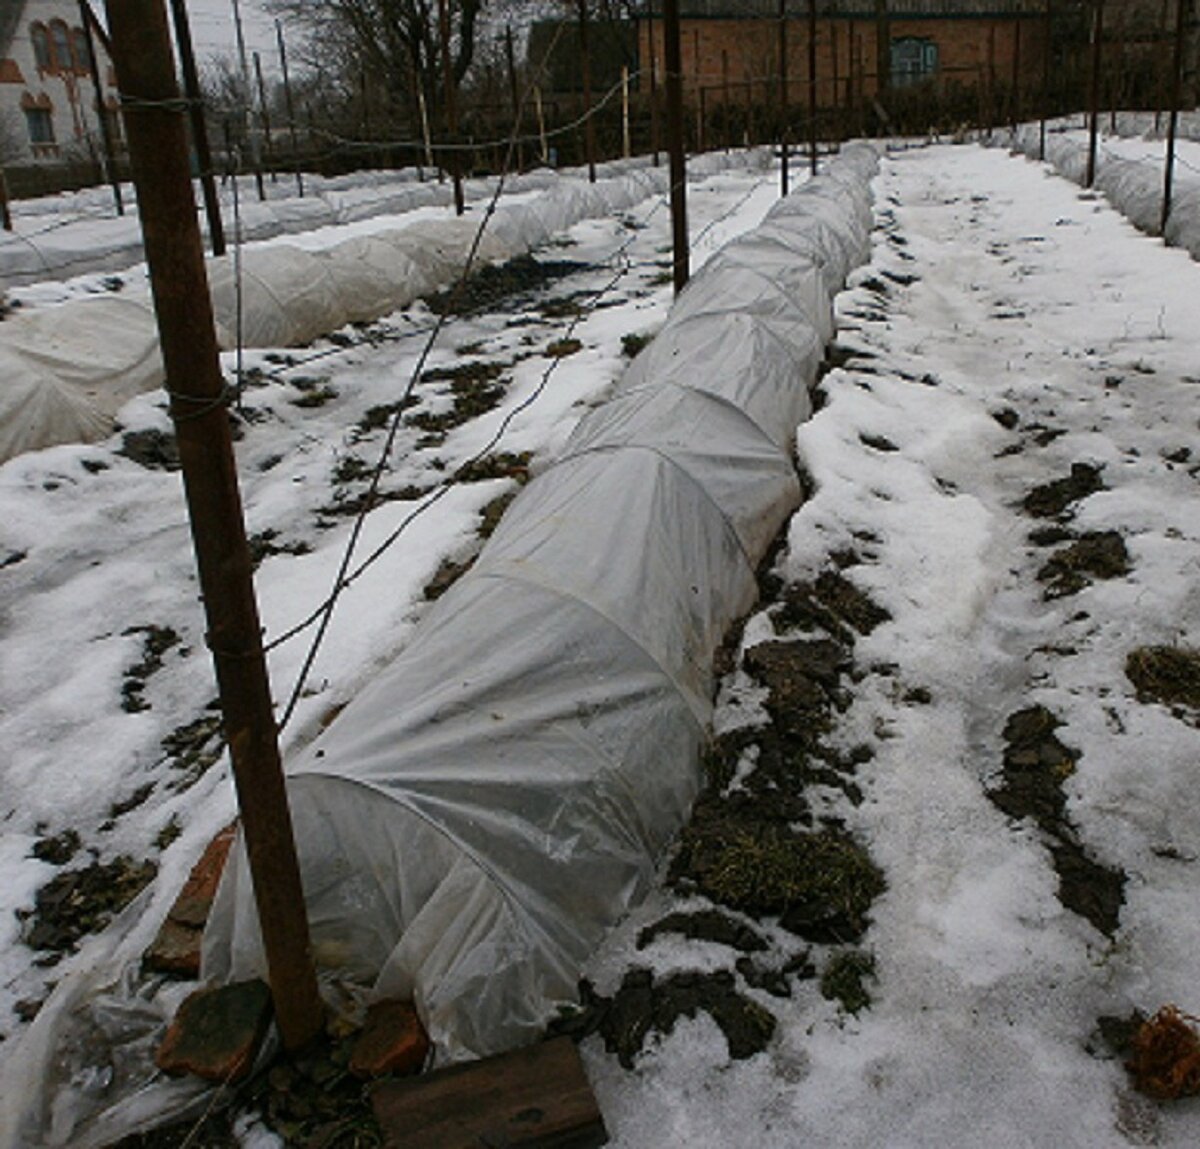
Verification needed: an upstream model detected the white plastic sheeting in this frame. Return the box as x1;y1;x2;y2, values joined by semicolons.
202;142;881;1063
1006;124;1200;260
0;152;768;464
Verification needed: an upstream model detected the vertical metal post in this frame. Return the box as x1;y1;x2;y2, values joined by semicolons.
0;169;12;232
253;52;276;183
779;0;789;195
578;0;597;180
649;15;661;166
722;49;731;153
104;0;323;1055
1155;0;1170;132
534;84;549;163
1011;13;1022;137
276;21;303;197
1085;0;1103;187
230;0;265;201
80;0;123;216
808;0;818;175
437;0;465;214
622;65;631;157
505;25;524;169
1040;0;1051;160
663;0;688;292
1161;0;1188;234
168;0;224;253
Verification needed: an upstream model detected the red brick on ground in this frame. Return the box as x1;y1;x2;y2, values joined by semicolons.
155;979;273;1083
350;999;431;1078
143;821;237;978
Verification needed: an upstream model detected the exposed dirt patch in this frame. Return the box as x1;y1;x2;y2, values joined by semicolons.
20;856;157;956
1022;462;1105;519
454;451;531;484
1036;530;1130;598
118;429;180;472
163;712;225;792
121;625;181;713
552;969;776;1068
423;556;475;601
621;331;653;358
247;528;312;570
426;255;588;317
32;829;81;866
990;705;1125;935
1126;646;1200;713
544;337;583;359
638;909;767;954
354;396;420;438
407;360;508;436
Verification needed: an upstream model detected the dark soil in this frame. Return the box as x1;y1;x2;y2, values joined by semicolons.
20;856;157;955
479;491;518;539
551;969;777;1069
118;429;180;472
990;705;1125;936
454;451;531;484
121;625;181;713
408;361;508;435
1022;462;1105;519
1126;646;1200;713
820;950;877;1015
32;829;81;866
638;909;768;954
1036;530;1129;598
423;556;475;601
163;713;225;792
426;255;589;317
354;396;419;437
247;529;312;570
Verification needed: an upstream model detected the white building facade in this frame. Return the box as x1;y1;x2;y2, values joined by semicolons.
0;0;121;167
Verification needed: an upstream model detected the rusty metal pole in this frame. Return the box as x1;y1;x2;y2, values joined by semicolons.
1040;0;1051;160
437;0;465;214
80;0;123;216
104;0;323;1054
276;20;304;197
664;0;688;291
168;0;224;253
779;0;789;195
1086;0;1104;187
578;0;597;181
808;0;818;174
1161;0;1189;234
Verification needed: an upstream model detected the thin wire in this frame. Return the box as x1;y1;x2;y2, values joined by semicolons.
272;22;573;730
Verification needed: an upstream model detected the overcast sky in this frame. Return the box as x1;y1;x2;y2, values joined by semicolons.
175;0;297;72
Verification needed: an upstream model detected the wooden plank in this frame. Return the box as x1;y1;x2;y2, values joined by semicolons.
371;1036;607;1149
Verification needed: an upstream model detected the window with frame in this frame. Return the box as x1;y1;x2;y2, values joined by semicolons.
31;23;52;71
25;106;55;144
72;27;91;72
891;37;939;87
50;20;72;71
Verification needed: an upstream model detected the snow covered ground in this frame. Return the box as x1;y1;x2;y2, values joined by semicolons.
3;138;1200;1145
579;144;1200;1147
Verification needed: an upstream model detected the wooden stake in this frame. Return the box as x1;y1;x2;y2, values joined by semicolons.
104;0;322;1055
276;21;304;197
622;65;631;157
0;168;12;232
663;0;688;291
505;25;523;170
1040;0;1052;160
1011;14;1022;137
578;0;597;182
649;16;661;166
1161;0;1189;234
721;49;731;153
807;0;817;175
1086;0;1104;188
79;0;123;217
437;0;465;213
778;0;789;195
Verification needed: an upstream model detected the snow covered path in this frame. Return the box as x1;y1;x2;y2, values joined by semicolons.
583;145;1200;1147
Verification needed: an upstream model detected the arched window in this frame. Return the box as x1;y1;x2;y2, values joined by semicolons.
31;23;52;71
72;27;91;73
50;20;72;72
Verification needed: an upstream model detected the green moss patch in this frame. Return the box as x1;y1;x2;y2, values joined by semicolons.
820;950;876;1015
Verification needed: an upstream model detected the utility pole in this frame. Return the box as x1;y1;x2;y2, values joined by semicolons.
1161;0;1189;234
79;0;123;216
808;0;818;175
578;0;597;181
169;0;225;253
437;0;465;214
664;0;688;291
1085;0;1104;187
779;0;789;195
104;0;323;1054
276;21;304;197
